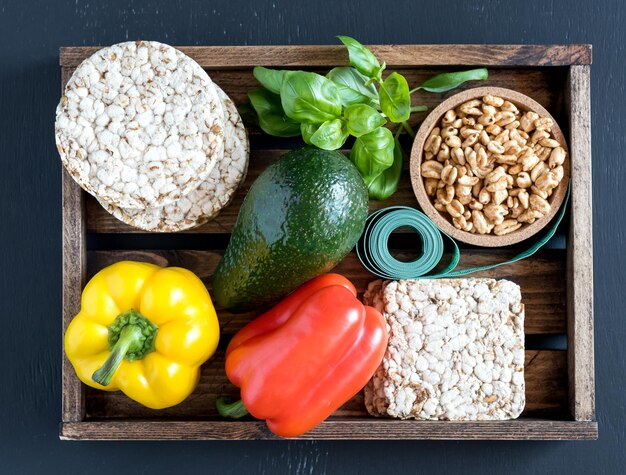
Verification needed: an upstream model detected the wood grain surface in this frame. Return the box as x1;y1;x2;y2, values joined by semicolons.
82;350;568;421
60;44;591;68
566;65;595;421
88;249;568;335
60;419;598;441
60;72;86;424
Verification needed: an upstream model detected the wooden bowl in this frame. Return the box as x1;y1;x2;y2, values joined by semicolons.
409;87;570;247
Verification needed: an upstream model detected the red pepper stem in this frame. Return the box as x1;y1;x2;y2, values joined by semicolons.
216;396;249;419
92;324;143;386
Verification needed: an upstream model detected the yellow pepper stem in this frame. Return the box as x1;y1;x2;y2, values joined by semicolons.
92;309;158;387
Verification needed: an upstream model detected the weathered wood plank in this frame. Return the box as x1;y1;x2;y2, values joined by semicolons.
566;65;595;421
60;419;598;441
61;67;85;423
60;44;592;68
83;350;568;420
87;249;567;335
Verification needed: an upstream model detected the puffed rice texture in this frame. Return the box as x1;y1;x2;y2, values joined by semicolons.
363;278;525;421
55;41;225;209
100;84;248;232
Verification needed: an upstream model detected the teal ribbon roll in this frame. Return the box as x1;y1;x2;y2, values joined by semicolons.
357;183;570;280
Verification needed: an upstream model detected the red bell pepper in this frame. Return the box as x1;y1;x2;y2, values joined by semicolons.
217;273;388;438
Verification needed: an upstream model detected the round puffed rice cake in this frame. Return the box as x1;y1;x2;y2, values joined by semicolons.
100;85;249;232
55;41;225;209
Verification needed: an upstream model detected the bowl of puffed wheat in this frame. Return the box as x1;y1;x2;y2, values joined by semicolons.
410;86;570;247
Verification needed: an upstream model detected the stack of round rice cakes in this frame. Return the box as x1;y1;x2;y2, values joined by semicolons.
55;41;249;232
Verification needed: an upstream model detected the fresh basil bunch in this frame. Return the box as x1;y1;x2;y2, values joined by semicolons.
247;36;488;200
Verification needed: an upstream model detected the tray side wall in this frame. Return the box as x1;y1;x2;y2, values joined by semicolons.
566;65;595;421
60;420;598;441
61;67;86;422
61;175;86;420
59;44;592;68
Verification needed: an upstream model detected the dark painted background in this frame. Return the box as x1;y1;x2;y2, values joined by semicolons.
1;0;624;473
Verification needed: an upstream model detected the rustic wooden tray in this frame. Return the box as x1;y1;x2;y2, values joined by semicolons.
59;44;596;440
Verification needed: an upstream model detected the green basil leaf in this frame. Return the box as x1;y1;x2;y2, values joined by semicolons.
344;104;386;137
280;71;342;123
415;68;489;93
253;67;290;94
301;122;320;145
236;102;259;127
379;72;410;123
327;67;379;107
247;88;301;137
368;139;403;200
349;127;395;183
237;102;253;116
309;119;349;150
337;36;385;80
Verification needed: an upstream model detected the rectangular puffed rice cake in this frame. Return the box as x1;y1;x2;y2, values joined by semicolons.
363;278;525;421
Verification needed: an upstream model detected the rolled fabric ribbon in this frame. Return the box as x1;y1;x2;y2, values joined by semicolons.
357;183;570;280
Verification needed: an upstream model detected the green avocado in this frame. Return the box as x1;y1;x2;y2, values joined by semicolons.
212;147;368;311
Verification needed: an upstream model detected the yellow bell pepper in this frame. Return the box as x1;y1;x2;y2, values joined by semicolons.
64;260;220;409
